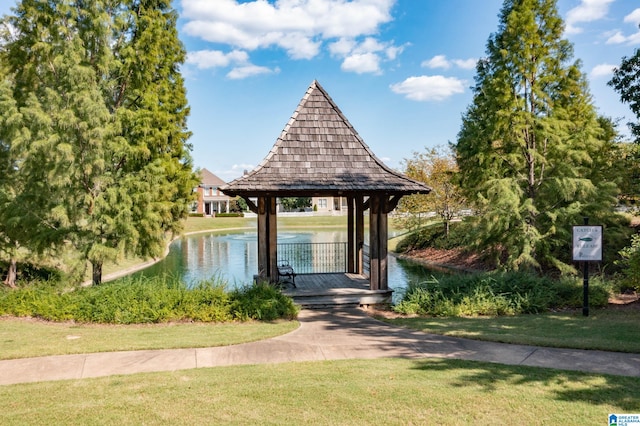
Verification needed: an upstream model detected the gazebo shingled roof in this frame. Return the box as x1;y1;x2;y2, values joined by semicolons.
221;80;431;197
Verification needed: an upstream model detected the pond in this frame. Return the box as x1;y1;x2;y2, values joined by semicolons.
133;229;437;302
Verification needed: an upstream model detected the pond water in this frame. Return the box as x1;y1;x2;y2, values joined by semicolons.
133;230;437;302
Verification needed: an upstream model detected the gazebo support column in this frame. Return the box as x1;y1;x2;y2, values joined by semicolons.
369;195;389;291
257;196;278;282
356;195;365;275
347;196;355;273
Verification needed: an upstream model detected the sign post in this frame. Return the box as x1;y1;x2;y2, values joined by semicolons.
572;218;603;317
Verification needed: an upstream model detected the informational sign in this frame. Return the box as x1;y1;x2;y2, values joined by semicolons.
572;225;603;261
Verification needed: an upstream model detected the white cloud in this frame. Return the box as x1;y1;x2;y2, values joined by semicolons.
186;49;249;69
181;0;396;60
565;0;614;35
227;65;279;80
342;52;381;74
605;30;627;44
452;58;477;70
590;63;616;78
421;55;477;70
389;75;466;102
186;49;278;79
605;8;640;45
331;36;405;74
624;8;640;26
328;38;357;57
422;55;450;69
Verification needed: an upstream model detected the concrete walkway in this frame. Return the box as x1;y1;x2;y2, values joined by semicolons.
1;307;640;386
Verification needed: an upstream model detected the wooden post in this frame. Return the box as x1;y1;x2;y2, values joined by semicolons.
369;195;380;290
347;196;355;273
356;195;365;275
257;197;268;280
379;196;389;290
268;196;278;282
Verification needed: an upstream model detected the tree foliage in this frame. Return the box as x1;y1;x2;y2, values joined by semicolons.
609;47;640;143
453;0;623;273
0;0;198;285
398;146;466;235
280;197;312;212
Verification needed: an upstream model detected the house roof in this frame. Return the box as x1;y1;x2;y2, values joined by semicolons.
199;168;226;187
221;80;432;197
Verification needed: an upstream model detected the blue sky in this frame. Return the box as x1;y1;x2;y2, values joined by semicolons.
2;1;640;181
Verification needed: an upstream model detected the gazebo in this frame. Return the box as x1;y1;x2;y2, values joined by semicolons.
221;80;431;296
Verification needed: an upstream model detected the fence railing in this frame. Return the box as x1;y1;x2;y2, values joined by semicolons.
277;242;348;274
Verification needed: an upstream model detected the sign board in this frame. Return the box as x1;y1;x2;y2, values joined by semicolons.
572;225;603;261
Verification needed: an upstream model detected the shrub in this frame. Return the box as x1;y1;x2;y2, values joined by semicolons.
0;276;298;324
394;271;611;317
617;233;640;291
215;213;244;218
230;283;299;321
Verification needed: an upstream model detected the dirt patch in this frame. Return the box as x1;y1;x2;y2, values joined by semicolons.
398;247;492;273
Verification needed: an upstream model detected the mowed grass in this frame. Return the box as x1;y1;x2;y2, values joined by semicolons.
0;317;298;360
183;214;351;234
380;307;640;353
1;358;638;425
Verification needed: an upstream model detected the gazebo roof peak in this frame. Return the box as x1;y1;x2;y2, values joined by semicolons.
221;80;431;197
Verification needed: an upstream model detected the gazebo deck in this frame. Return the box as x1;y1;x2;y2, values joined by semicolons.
280;273;393;308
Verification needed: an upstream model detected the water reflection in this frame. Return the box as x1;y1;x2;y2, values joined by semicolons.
134;230;438;301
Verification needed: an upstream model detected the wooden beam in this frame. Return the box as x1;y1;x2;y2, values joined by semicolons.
243;197;258;214
384;195;403;214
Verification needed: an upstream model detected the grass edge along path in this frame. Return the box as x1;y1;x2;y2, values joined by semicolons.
0;358;638;425
378;307;640;353
0;317;299;360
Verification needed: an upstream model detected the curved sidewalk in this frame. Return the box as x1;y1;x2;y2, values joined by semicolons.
1;308;640;386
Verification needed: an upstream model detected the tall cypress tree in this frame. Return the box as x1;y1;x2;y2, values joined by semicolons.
454;0;620;272
1;0;198;284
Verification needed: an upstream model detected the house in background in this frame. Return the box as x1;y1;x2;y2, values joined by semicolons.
312;196;348;213
192;168;231;216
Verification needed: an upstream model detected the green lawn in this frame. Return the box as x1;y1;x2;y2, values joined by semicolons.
1;358;637;425
0;318;298;360
380;307;640;353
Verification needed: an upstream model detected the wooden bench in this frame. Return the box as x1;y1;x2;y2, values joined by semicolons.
277;261;296;287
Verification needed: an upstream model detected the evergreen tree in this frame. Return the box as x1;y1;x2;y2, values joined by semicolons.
0;0;198;285
454;0;620;272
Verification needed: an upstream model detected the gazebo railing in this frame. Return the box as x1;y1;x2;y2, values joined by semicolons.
277;242;348;274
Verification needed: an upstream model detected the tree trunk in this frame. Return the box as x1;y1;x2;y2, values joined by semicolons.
3;258;17;288
444;219;450;237
92;261;103;285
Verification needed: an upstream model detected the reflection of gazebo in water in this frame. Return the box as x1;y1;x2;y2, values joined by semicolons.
221;81;431;306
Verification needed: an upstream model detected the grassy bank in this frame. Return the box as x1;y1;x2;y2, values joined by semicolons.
0;317;298;360
1;358;637;425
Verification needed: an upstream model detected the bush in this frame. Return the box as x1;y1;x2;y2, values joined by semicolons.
230;283;299;321
215;213;244;218
0;276;298;324
394;271;611;317
616;233;640;291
